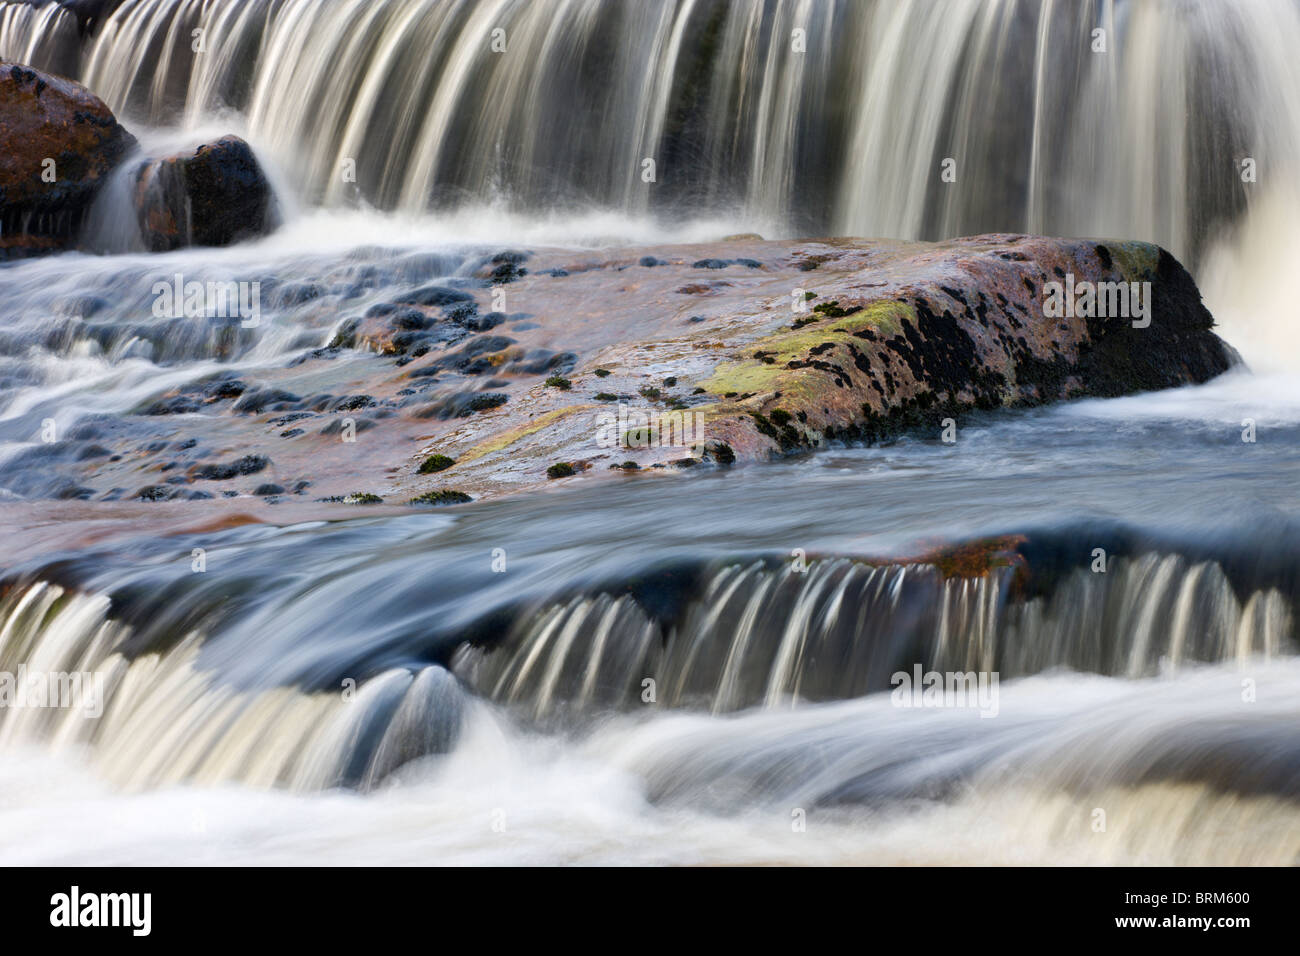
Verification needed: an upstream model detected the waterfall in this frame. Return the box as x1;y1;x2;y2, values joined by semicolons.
3;546;1288;793
3;0;1298;269
456;554;1293;720
0;580;468;791
0;0;76;73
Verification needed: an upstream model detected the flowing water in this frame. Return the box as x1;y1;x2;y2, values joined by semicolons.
1;0;1299;865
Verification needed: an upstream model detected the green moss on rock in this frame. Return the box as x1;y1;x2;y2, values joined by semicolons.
418;453;455;474
410;489;472;506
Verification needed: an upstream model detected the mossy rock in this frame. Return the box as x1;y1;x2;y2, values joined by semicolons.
410;489;472;506
546;462;577;479
418;453;455;474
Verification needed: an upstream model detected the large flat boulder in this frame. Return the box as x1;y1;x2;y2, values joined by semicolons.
0;60;135;259
0;234;1234;507
389;235;1234;494
689;235;1233;458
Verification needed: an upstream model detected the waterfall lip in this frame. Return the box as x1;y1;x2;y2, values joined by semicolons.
10;512;1300;639
5;511;1291;737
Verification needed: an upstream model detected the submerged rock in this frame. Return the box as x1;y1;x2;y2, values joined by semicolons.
0;60;136;259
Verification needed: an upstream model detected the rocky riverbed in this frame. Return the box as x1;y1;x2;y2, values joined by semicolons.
0;232;1235;518
0;59;1235;522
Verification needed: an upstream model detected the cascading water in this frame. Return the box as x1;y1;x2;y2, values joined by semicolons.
6;0;1299;367
2;0;1300;866
1;0;1295;259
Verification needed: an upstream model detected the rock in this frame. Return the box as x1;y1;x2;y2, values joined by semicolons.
134;135;276;251
697;236;1234;458
392;235;1234;499
0;60;135;259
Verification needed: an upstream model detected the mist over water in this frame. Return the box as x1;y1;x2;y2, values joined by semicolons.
2;0;1300;865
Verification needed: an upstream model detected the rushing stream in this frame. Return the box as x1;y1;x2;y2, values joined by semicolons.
1;0;1299;865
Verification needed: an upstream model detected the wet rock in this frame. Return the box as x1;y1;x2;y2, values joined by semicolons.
330;395;376;412
510;348;576;375
189;455;270;480
232;388;302;414
695;237;1234;460
398;286;474;308
466;311;507;331
272;283;323;307
480;250;529;283
142;395;203;416
387;308;432;331
135;485;174;501
431;335;517;374
54;484;95;500
134;135;277;251
203;378;247;400
414;392;509;419
320;417;376;435
0;61;136;259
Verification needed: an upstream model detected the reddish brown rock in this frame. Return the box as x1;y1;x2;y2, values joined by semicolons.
0;59;135;258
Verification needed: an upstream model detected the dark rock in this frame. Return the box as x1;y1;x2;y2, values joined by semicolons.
232;388;301;413
134;135;276;251
398;286;474;308
203;378;247;400
510;348;576;375
330;394;376;411
143;395;203;416
189;455;270;480
482;250;529;283
272;283;322;307
414;392;509;419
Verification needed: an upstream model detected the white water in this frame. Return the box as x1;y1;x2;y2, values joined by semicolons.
0;0;1291;247
3;664;1299;866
